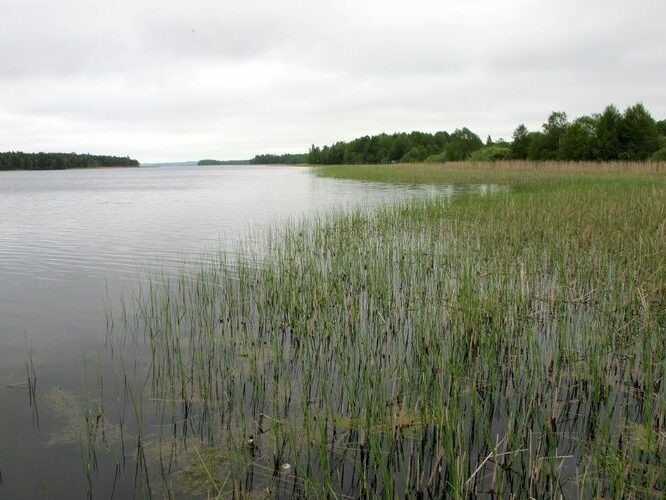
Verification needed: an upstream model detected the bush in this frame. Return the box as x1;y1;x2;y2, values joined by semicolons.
468;144;512;161
425;152;448;163
648;147;666;161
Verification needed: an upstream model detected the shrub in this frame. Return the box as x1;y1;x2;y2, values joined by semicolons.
648;147;666;161
468;144;512;161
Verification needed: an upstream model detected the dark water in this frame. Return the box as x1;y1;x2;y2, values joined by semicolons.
0;165;486;498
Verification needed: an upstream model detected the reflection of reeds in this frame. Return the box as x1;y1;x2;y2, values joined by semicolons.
86;163;665;497
24;338;38;427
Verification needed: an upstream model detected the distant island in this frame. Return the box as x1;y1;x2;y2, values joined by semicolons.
199;153;308;166
198;159;250;166
0;152;140;171
141;161;199;167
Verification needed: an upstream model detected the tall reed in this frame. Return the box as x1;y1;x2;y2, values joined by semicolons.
89;163;665;497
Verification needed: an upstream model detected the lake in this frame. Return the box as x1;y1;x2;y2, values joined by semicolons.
0;165;488;498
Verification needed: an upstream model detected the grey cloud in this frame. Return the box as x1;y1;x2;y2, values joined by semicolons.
0;0;664;161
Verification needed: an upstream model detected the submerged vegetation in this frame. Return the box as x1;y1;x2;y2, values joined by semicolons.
86;161;665;497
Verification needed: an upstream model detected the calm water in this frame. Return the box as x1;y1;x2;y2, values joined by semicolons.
0;165;482;498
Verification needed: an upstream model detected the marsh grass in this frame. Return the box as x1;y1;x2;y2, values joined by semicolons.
88;162;665;497
316;161;665;187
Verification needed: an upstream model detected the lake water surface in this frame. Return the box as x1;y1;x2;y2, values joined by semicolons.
0;165;485;498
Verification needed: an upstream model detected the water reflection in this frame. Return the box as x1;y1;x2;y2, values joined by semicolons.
0;165;497;498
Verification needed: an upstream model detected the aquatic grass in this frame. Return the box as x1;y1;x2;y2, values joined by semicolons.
23;337;39;427
315;160;665;190
86;162;666;497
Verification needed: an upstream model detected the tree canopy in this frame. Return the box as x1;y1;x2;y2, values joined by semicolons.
198;154;307;166
0;152;139;171
250;153;308;165
307;103;665;164
510;103;663;161
307;130;478;165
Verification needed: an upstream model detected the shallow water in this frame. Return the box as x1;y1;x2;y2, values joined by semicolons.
0;165;486;498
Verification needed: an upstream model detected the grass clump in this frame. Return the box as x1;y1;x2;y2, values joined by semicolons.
96;161;665;497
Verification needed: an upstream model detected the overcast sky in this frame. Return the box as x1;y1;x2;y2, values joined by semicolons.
1;0;664;162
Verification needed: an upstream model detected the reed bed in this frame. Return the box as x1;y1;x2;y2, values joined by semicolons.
91;163;665;498
317;161;665;188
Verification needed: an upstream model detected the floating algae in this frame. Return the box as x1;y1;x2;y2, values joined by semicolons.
43;387;122;447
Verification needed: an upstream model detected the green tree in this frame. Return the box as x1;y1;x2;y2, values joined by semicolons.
307;145;322;164
434;131;450;149
526;132;547;160
560;116;598;160
444;128;483;161
619;103;660;160
510;124;530;159
656;119;666;135
387;134;411;162
595;105;622;160
542;111;569;159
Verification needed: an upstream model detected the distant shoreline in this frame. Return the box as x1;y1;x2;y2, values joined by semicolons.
0;152;140;171
0;164;140;172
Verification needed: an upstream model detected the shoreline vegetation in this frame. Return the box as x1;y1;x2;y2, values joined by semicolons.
307;103;666;165
198;158;251;165
198;153;308;166
0;152;139;171
316;160;665;187
90;161;665;498
5;103;663;172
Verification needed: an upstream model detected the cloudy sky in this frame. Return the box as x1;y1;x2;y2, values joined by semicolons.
1;0;664;162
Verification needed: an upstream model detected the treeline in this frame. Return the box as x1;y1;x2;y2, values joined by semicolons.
308;131;453;164
198;159;250;165
250;153;308;165
307;103;666;164
198;153;308;166
0;152;140;171
511;104;665;161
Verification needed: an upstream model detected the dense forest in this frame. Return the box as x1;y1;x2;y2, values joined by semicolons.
0;152;140;171
199;153;307;166
307;103;666;164
250;153;308;164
